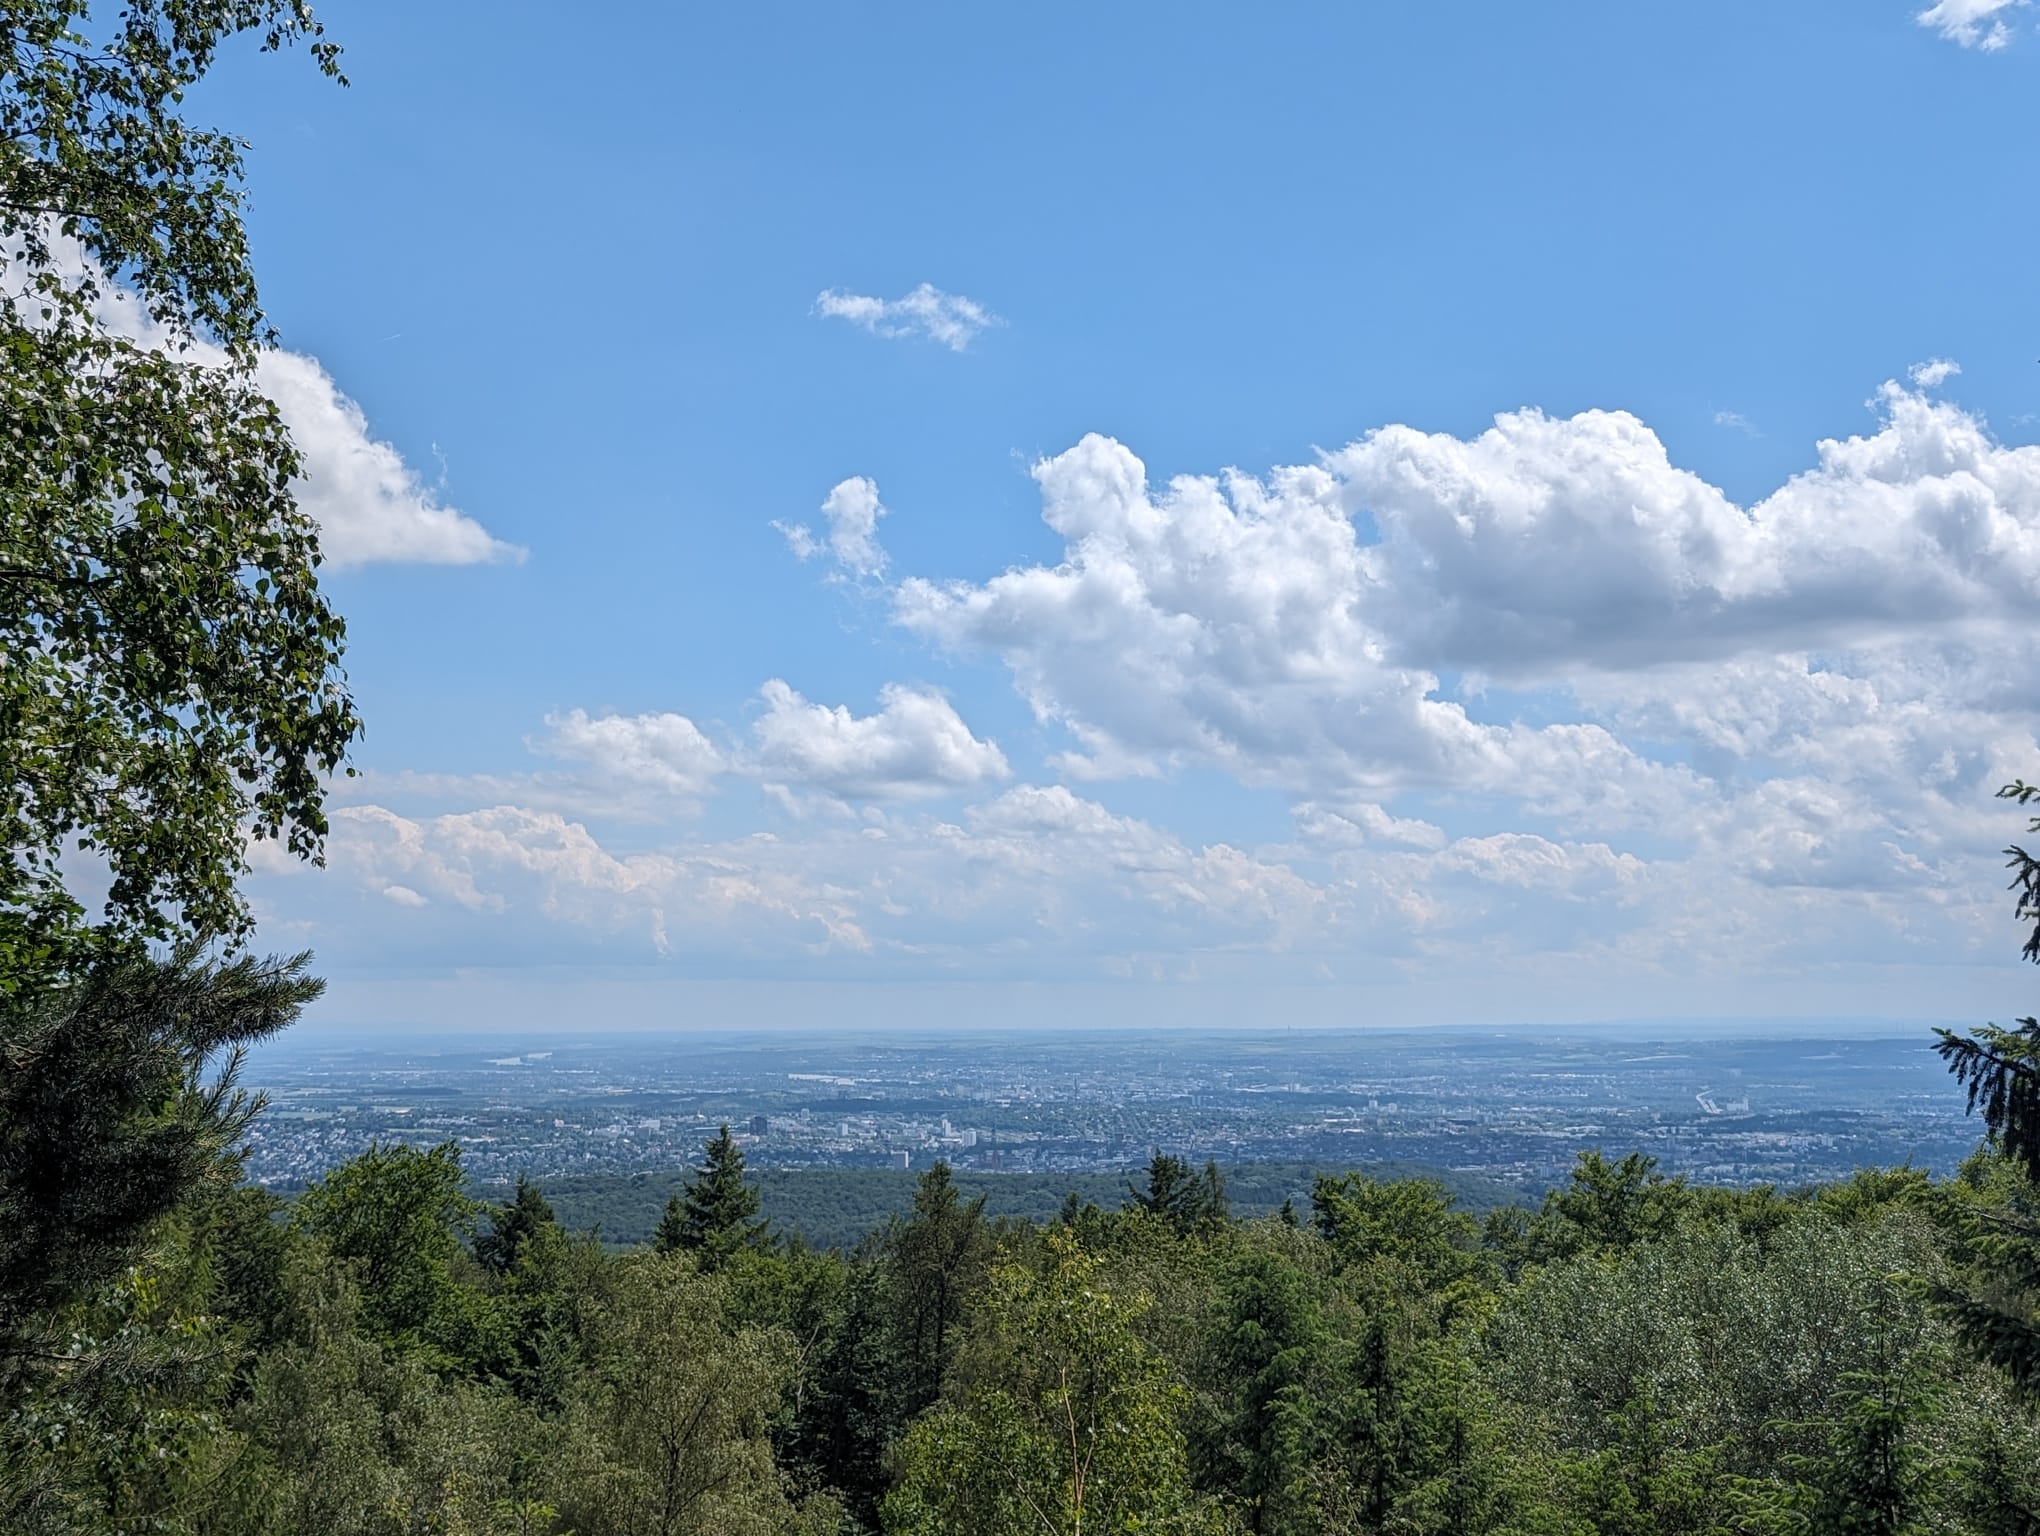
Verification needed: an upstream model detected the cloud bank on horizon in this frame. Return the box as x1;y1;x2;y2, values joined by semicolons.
257;365;2040;1013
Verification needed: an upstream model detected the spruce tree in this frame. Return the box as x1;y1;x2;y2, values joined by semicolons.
1199;1248;1323;1532
1199;1158;1231;1230
660;1124;765;1268
475;1174;556;1275
887;1161;989;1415
1800;1364;1938;1536
653;1191;690;1256
1131;1150;1232;1237
1131;1150;1198;1234
1769;1282;1942;1536
1934;780;2040;1397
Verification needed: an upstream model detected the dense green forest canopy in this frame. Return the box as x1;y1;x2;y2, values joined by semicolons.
515;1160;1526;1252
10;1115;2040;1534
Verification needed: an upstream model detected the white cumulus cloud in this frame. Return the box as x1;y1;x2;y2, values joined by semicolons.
776;476;890;580
815;283;1001;351
880;374;2040;970
321;803;869;960
893;428;1685;811
1336;378;2040;671
536;709;727;803
748;680;1010;800
31;236;522;569
254;369;2040;1013
257;769;2019;1009
254;349;523;568
1917;0;2021;49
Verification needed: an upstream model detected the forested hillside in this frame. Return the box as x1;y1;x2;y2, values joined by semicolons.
524;1160;1526;1251
11;1120;2040;1533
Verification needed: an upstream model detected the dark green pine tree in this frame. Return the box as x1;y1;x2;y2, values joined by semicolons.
1199;1158;1231;1230
1933;779;2040;1398
1198;1248;1323;1534
887;1161;989;1416
0;944;319;1350
796;1264;897;1528
1132;1150;1199;1235
1768;1282;1941;1536
1348;1316;1406;1530
474;1174;557;1275
1799;1365;1938;1536
1130;1151;1232;1237
656;1124;765;1267
653;1191;690;1256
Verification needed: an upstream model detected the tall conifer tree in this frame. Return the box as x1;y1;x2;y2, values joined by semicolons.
1934;780;2040;1396
660;1124;765;1268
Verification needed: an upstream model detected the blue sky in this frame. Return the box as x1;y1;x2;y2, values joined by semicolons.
180;2;2040;1030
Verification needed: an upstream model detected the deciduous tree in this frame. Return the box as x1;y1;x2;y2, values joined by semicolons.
0;0;356;1427
884;1232;1229;1536
0;0;355;976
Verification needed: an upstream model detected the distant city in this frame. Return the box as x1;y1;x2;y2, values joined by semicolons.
241;1026;1983;1195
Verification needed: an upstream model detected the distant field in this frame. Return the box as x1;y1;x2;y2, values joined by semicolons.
512;1160;1532;1251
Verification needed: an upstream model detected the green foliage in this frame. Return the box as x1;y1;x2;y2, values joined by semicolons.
1541;1401;1735;1536
555;1255;825;1536
1310;1172;1486;1293
1131;1150;1233;1238
1936;1020;2040;1185
7;1129;2040;1536
1486;1208;1946;1478
1531;1149;1691;1261
1941;1385;2040;1536
476;1176;559;1277
524;1160;1522;1251
884;1231;1230;1535
1997;777;2040;966
794;1259;897;1525
1193;1246;1326;1532
0;12;357;1519
1934;1150;2040;1401
2;1238;244;1534
656;1124;766;1270
293;1140;504;1369
1929;778;2040;1399
886;1161;990;1414
0;0;357;973
0;943;316;1343
1793;1359;1942;1535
